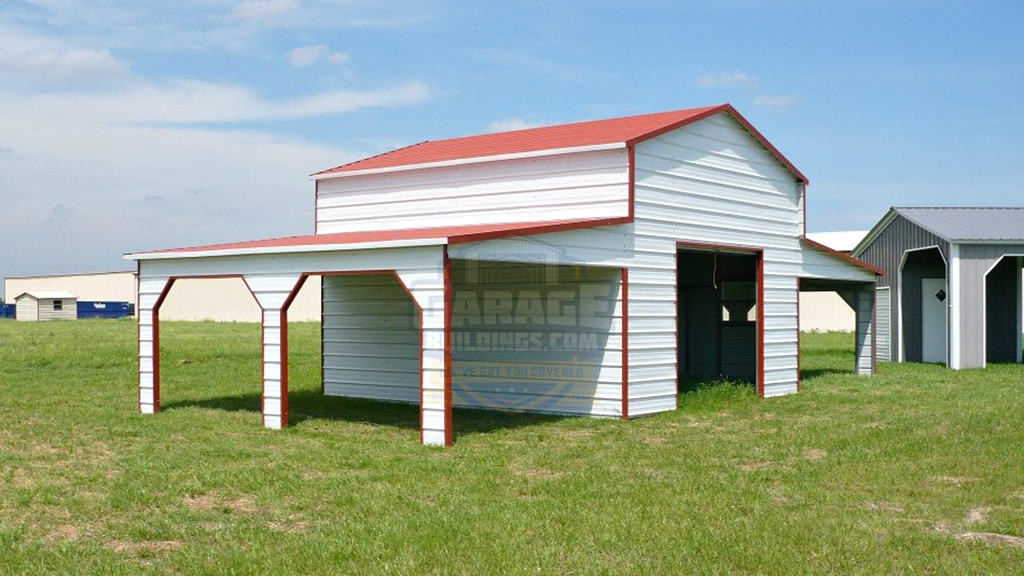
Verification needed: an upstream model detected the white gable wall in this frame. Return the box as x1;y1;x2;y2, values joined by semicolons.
316;149;630;234
631;113;805;403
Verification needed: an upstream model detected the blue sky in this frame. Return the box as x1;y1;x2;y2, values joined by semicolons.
2;0;1023;282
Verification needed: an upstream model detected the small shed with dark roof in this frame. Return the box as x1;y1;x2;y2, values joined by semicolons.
853;207;1024;368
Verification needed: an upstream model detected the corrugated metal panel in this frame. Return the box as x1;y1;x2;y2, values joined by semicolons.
322;274;421;404
876;287;891;361
15;297;38;321
957;244;1024;368
451;261;623;417
316;149;630;234
840;287;876;374
856;213;949;362
896;207;1024;242
635;113;803;400
33;297;77;321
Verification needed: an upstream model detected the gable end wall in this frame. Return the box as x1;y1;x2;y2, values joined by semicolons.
632;112;804;401
857;214;949;362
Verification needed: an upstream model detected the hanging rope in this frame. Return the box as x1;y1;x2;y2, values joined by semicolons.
713;252;719;290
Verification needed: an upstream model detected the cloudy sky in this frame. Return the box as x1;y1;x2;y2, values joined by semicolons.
1;1;1023;283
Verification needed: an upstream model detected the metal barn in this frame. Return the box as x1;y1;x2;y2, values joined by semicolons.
14;291;78;321
127;104;881;445
854;207;1024;368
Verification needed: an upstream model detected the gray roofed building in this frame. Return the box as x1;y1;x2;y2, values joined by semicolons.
889;207;1024;243
853;206;1024;370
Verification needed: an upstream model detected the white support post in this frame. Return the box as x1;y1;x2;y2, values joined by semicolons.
949;244;961;369
840;286;876;376
243;274;303;430
397;248;449;446
138;275;172;414
1017;257;1023;364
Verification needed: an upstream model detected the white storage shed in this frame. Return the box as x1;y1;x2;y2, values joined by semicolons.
15;291;78;321
127;104;881;446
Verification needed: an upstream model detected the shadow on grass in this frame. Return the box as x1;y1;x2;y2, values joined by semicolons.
162;388;569;436
800;368;851;381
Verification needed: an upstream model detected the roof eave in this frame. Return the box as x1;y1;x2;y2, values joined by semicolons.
125;237;448;261
802;236;885;276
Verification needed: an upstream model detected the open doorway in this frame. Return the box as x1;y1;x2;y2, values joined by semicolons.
677;247;760;392
899;247;947;363
155;277;262;420
985;255;1024;364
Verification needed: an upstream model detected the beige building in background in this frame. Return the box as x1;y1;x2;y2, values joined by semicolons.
800;232;867;332
4;271;321;321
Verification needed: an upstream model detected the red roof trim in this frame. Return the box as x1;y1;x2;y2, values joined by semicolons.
130;218;629;257
801;237;884;276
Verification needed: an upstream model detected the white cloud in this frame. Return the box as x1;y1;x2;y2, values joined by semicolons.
232;0;301;23
22;79;432;124
696;70;758;89
288;44;325;67
328;51;351;65
0;75;433;277
486;118;547;132
0;24;129;86
753;94;798;109
288;46;350;67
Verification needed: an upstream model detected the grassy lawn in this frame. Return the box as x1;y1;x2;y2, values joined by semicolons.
1;320;1023;574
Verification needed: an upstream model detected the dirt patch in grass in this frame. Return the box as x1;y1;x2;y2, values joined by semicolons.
510;464;562;481
11;467;35;488
956;532;1024;548
43;524;85;543
931;475;978;487
267;514;311;534
184;493;257;515
106;539;183;555
965;506;990;524
802;448;827;461
738;461;787;472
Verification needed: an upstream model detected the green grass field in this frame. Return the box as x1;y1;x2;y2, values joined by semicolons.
1;320;1022;574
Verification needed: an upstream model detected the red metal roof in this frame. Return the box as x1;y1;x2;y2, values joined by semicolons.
315;104;807;182
130;218;628;257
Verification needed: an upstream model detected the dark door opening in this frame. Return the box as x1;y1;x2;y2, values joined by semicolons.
677;249;759;391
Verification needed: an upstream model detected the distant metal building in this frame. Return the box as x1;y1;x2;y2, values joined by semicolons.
854;207;1024;368
15;291;78;321
127;104;881;445
3;270;321;322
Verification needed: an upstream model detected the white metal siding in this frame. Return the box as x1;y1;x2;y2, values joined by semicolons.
451;261;623;417
633;113;804;400
876;287;891;361
37;298;77;321
316;149;630;234
15;297;38;321
322;274;421;403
